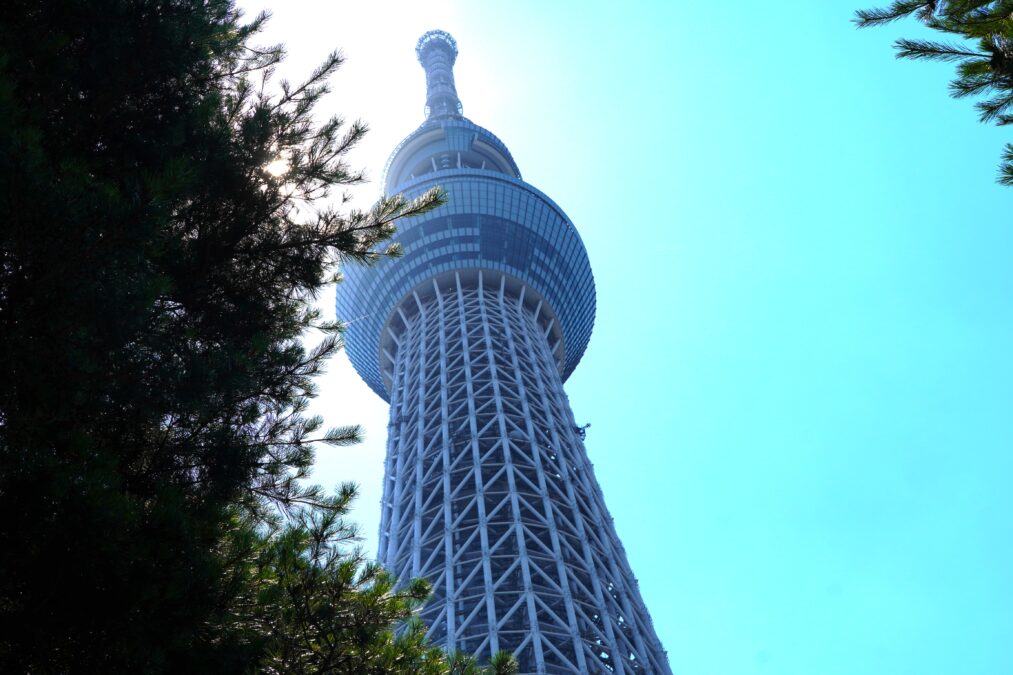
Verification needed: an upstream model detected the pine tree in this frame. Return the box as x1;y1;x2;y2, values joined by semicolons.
222;485;518;674
0;1;521;672
855;1;1013;184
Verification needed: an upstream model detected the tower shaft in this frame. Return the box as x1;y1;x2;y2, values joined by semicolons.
378;270;670;674
337;30;672;674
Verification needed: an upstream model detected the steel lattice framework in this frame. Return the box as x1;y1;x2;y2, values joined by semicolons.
337;30;672;674
377;269;670;673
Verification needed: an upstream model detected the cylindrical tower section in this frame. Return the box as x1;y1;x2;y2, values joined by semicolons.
377;269;671;674
417;30;463;119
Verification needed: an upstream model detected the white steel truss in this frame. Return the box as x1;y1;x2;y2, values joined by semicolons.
378;269;672;674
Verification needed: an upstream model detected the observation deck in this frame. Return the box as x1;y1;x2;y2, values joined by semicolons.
337;31;595;401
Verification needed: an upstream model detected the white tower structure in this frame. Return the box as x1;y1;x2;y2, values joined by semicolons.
337;31;672;674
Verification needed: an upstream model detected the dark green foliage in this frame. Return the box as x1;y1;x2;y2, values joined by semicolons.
0;0;516;672
855;1;1013;183
223;484;517;674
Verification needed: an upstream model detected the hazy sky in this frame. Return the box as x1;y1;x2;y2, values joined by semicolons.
238;2;1013;673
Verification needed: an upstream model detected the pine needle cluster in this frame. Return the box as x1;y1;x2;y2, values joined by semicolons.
855;1;1013;183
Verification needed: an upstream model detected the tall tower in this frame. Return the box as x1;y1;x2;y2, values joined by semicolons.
337;31;672;674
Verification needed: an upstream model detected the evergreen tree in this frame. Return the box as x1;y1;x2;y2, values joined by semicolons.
0;1;521;672
855;1;1013;184
224;485;518;674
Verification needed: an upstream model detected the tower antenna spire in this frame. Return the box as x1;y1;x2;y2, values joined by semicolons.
416;30;462;119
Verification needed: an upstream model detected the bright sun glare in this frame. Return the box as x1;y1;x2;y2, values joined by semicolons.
264;158;289;177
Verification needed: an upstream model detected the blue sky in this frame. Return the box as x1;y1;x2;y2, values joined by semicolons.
243;2;1013;673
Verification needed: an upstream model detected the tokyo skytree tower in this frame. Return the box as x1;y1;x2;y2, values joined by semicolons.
337;31;672;674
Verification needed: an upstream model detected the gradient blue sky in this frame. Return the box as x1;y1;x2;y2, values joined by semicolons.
241;2;1013;673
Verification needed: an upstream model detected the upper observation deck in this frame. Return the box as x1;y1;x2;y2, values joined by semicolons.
337;31;596;400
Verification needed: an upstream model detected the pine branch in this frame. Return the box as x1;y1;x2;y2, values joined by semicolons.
854;1;937;27
977;90;1013;121
858;0;1013;184
894;38;988;61
998;143;1013;183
